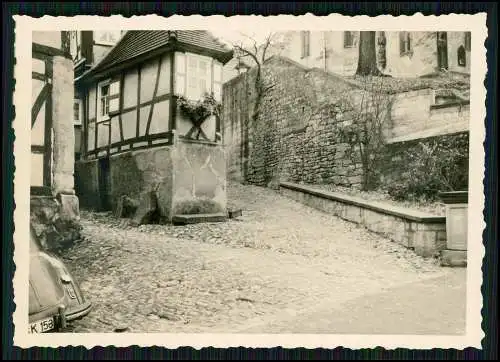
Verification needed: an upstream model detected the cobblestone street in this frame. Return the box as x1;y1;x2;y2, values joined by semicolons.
62;182;465;334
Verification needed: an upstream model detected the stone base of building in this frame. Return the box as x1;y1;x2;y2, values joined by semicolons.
440;249;467;267
30;193;81;252
75;140;227;225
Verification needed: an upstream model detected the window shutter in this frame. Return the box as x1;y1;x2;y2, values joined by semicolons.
108;79;120;114
187;75;198;100
198;57;211;98
175;52;186;96
306;31;311;57
399;32;405;55
300;32;303;57
212;61;223;101
187;54;200;99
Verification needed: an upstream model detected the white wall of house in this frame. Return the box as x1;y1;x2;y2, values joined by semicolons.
92;30;122;65
254;31;471;79
447;31;472;74
324;31;359;75
223;58;242;83
383;32;438;77
389;88;470;143
33;31;62;49
69;30;122;65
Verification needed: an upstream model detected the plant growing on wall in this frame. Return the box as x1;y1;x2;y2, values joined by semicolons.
338;76;394;191
233;33;278;182
387;134;469;201
177;93;221;140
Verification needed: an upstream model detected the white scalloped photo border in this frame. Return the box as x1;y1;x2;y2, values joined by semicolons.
12;12;488;350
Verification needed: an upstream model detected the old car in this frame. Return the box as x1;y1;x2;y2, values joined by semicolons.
29;226;92;333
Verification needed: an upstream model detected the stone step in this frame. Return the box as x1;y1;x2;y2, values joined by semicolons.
228;208;242;219
172;213;227;225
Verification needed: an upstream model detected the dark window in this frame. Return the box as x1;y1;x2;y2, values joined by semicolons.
437;32;449;70
377;32;387;69
457;45;466;67
464;32;471;51
344;31;355;48
399;31;412;56
301;31;310;58
73;100;80;122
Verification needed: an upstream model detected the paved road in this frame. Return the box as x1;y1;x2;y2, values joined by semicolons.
238;269;466;334
63;182;466;334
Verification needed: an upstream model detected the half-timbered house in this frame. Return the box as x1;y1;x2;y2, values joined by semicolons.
70;30;125;160
31;31;81;250
74;30;234;224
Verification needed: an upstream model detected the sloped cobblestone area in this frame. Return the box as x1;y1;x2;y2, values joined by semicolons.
63;182;449;333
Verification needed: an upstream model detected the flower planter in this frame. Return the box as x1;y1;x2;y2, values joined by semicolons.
439;191;468;267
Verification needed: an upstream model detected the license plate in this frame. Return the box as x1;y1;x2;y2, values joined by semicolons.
29;316;55;333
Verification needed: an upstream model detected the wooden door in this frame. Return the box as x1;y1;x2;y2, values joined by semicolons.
98;157;111;211
31;51;53;195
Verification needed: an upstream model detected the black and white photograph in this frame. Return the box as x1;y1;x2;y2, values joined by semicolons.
12;13;487;349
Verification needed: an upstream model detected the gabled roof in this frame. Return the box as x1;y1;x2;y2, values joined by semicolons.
77;30;234;84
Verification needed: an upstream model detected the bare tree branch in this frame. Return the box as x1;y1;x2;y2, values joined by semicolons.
261;32;275;64
232;32;280;182
234;44;259;67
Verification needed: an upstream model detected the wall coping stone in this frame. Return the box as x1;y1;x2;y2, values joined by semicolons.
430;100;470;110
280;181;446;224
387;128;469;145
439;191;468;204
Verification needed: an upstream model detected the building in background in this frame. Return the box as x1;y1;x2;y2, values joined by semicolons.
69;31;124;160
265;31;471;78
31;31;80;251
223;56;252;84
222;31;472;81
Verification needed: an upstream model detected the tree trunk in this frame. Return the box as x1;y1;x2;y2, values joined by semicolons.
356;31;383;76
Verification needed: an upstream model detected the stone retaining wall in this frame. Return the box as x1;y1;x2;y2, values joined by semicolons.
31;194;81;252
223;56;363;188
280;182;447;258
223;56;469;192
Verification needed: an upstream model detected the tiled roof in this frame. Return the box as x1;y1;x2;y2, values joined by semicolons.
81;30;233;81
